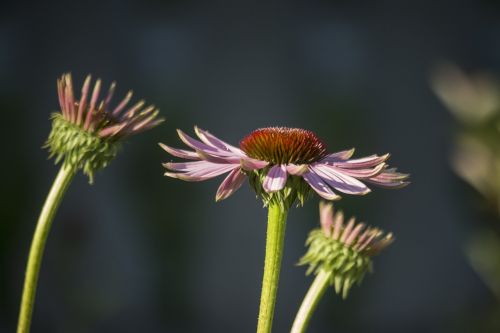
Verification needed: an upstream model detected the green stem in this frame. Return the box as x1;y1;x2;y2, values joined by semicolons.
256;202;289;333
290;269;332;333
17;164;76;333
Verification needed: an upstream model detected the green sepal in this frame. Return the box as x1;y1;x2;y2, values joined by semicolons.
299;229;373;299
247;167;312;209
45;113;120;183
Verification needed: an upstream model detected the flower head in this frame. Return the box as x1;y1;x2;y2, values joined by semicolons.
161;126;409;207
47;73;164;182
299;202;393;298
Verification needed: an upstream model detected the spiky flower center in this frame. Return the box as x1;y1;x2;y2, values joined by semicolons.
239;127;328;165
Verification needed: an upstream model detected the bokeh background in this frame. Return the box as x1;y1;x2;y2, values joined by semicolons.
1;1;500;332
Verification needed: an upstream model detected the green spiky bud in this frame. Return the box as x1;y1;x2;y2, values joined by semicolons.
299;202;393;298
45;73;164;183
46;113;120;183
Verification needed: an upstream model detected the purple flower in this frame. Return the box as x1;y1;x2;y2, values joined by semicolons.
161;127;409;202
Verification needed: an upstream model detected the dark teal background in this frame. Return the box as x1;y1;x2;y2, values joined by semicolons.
0;1;498;332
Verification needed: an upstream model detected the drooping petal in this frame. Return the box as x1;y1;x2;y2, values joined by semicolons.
329;154;390;169
302;171;341;201
321;148;355;162
366;168;410;188
263;165;288;192
317;162;385;179
311;164;371;195
215;168;247;201
240;157;268;171
286;164;308;176
159;142;199;160
164;162;238;181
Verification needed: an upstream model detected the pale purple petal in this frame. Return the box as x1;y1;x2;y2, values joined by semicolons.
317;162;385;179
366;168;410;188
311;164;371;195
164;162;238;181
159;143;199;160
329;154;390;169
240;157;268;171
263;165;288;192
195;126;245;155
177;129;242;158
196;150;242;164
321;148;355;163
286;164;308;176
215;168;247;201
302;171;341;201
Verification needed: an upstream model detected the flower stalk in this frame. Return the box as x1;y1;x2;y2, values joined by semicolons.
290;269;331;333
257;202;289;333
17;164;76;333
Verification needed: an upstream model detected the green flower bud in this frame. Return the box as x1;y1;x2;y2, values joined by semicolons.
299;202;393;298
45;73;164;183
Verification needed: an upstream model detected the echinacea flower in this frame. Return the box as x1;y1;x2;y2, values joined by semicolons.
160;126;409;206
47;73;164;182
160;126;407;333
299;201;393;298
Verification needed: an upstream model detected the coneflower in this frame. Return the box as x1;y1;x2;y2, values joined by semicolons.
17;73;163;333
160;126;407;333
291;202;393;333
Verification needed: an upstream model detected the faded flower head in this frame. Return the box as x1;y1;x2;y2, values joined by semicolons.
47;73;164;182
299;202;393;298
161;126;409;208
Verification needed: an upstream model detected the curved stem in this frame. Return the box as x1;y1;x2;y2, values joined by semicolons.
17;164;76;333
290;269;332;333
256;202;289;333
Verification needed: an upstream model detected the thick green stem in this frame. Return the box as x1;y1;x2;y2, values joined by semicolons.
17;164;76;333
290;269;332;333
256;202;289;333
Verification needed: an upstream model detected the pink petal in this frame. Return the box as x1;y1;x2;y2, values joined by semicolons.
366;169;410;189
196;150;242;164
263;165;288;192
164;162;238;181
340;217;355;243
329;154;390;169
286;164;308;176
345;222;365;246
177;129;241;158
215;168;247;201
194;126;245;155
302;171;341;201
332;210;344;240
159;143;199;160
319;201;334;236
311;164;371;195
240;157;268;171
320;162;385;179
321;148;356;162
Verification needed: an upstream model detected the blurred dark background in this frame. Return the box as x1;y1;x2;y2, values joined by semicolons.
1;1;499;332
